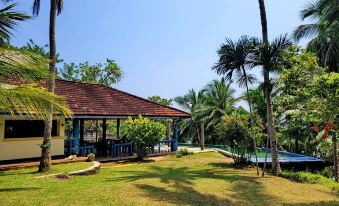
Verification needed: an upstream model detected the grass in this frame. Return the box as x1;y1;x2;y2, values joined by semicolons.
0;152;338;206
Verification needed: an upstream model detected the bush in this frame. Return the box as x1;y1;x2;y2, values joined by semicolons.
321;166;335;179
176;147;191;158
282;171;321;184
122;115;166;159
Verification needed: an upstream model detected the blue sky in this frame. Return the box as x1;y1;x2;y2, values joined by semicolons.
10;0;308;109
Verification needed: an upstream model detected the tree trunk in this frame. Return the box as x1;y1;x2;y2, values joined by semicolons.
334;136;339;182
243;67;259;176
258;0;281;176
39;0;57;172
200;122;205;150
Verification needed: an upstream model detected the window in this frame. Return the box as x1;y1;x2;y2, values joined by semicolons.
4;120;58;138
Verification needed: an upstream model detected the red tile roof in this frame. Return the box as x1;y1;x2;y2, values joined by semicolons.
50;79;190;118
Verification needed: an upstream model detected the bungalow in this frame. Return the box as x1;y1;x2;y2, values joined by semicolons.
0;79;190;161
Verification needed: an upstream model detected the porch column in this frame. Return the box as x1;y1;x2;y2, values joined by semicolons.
73;118;80;154
200;121;205;150
172;121;178;152
102;118;107;155
102;118;107;141
80;119;84;146
116;118;121;139
166;120;171;139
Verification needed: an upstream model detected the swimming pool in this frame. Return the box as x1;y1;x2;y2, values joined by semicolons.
217;146;323;163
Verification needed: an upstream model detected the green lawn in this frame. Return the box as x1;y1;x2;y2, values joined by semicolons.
0;152;338;206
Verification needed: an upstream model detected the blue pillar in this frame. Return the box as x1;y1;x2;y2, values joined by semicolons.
73;118;80;155
116;118;121;139
172;124;179;152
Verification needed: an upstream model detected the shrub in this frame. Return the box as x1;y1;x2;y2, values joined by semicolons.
176;147;191;158
123;115;166;159
281;171;321;184
321;166;335;179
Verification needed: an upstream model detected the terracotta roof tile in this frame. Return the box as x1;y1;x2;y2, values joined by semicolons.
54;79;190;118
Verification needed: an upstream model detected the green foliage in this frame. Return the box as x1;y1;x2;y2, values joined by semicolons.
293;0;339;73
174;89;204;144
60;59;123;86
321;166;335;179
148;96;173;106
216;114;253;163
0;5;71;120
176;147;192;158
20;39;64;64
282;171;322;184
317;140;333;158
122;115;166;159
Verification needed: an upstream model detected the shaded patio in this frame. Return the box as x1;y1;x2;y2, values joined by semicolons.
55;79;191;160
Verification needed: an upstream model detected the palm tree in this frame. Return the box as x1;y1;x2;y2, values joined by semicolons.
174;89;205;149
293;0;339;73
257;0;293;176
30;0;64;172
0;3;70;119
213;36;260;175
195;78;236;130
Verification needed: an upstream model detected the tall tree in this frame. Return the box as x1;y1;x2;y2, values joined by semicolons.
174;89;205;148
32;0;64;172
213;35;260;175
60;59;123;86
257;0;292;176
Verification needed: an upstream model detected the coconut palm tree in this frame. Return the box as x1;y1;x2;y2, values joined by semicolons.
174;89;205;149
293;0;339;73
29;0;64;172
213;35;260;175
195;78;236;130
0;3;70;119
257;0;293;176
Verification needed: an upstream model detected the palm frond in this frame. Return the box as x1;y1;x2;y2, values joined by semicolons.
32;0;41;16
0;3;30;42
0;46;49;81
293;24;319;41
0;83;72;119
300;1;320;20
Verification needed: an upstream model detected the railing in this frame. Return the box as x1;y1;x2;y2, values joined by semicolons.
65;138;79;156
65;138;95;156
111;143;133;158
78;146;96;156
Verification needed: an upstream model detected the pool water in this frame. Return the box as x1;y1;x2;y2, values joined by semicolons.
215;146;322;163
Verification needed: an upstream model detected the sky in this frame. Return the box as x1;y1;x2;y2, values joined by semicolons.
9;0;309;109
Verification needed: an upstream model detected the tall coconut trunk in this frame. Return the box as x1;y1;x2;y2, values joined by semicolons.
38;0;57;172
243;67;259;175
334;135;339;182
258;0;281;176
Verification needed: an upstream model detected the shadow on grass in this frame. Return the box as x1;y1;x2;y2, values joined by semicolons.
135;184;232;206
105;165;276;205
0;187;40;192
0;171;38;176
